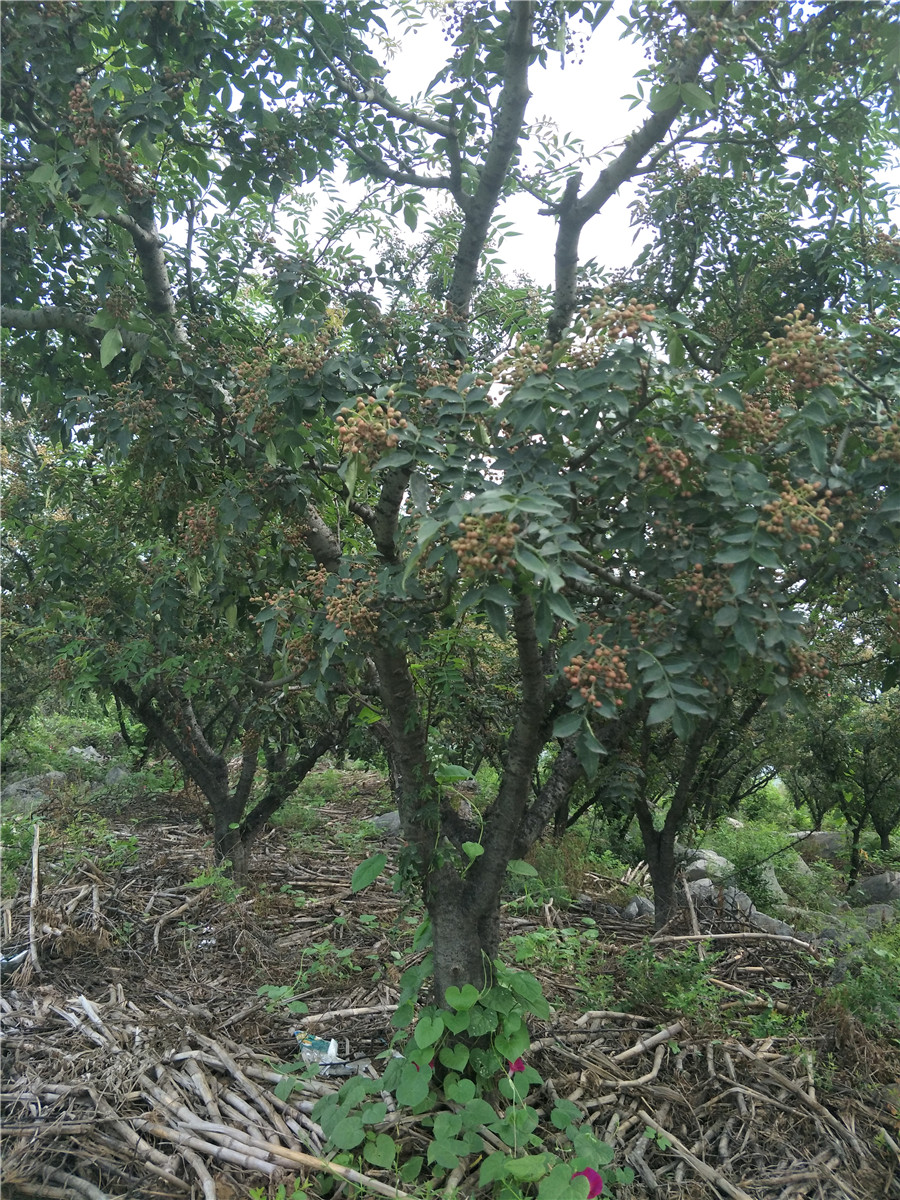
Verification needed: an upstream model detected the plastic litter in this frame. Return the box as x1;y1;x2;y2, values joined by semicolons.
292;1030;370;1077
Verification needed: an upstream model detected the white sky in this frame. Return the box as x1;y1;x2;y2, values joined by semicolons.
376;2;652;285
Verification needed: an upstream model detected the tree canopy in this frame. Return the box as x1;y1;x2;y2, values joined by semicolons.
3;0;899;996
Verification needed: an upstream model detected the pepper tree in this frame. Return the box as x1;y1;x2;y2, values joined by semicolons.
3;0;899;996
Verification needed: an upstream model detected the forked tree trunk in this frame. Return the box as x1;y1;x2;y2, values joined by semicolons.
428;866;500;1000
638;821;679;931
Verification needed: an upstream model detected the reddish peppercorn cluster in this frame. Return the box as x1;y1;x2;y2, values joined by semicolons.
761;482;843;550
563;634;631;709
68;80;146;201
451;515;521;581
181;502;217;556
713;394;785;448
672;564;728;616
637;437;691;489
764;306;841;393
325;574;380;641
870;422;900;465
336;398;407;464
787;646;829;681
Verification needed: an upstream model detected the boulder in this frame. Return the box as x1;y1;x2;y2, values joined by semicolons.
104;765;130;785
687;879;755;918
622;895;655;921
370;810;401;836
748;910;797;937
2;771;66;815
758;861;788;903
848;871;900;907
67;745;104;763
788;831;846;862
676;844;735;882
724;817;744;829
864;903;899;929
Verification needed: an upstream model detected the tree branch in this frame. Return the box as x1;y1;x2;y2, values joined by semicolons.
547;26;719;341
571;552;675;610
445;1;534;319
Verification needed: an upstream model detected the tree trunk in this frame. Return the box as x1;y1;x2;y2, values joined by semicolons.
847;820;865;886
879;829;891;854
428;867;499;1000
639;823;678;931
210;794;252;882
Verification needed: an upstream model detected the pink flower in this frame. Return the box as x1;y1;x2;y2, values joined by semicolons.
572;1168;603;1197
508;1057;526;1074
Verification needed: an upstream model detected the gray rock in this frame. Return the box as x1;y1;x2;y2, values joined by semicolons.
104;765;130;785
371;810;401;836
748;911;797;937
787;856;813;877
2;771;66;815
848;871;900;907
788;831;846;861
687;879;755;918
863;902;900;928
623;896;655;921
758;861;788;903
67;745;104;763
724;817;744;829
677;844;735;882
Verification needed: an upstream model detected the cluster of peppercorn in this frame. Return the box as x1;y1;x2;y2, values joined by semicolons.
111;383;158;435
104;285;135;322
231;347;277;438
325;574;380;642
637;436;691;490
764;306;841;393
672;564;728;617
336;398;407;464
713;394;785;448
68;79;145;201
159;66;193;101
761;482;843;550
180;502;217;556
563;635;631;710
870;422;900;465
786;645;829;682
451;514;521;581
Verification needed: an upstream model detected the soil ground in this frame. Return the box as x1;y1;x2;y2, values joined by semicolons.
2;769;899;1199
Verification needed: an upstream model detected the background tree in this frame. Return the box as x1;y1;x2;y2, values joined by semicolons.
3;0;899;998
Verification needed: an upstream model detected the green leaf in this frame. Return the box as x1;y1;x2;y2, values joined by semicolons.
553;710;585;739
414;1013;444;1047
508;970;550;1018
648;82;681;112
550;1099;583;1129
713;605;738;627
351;853;387;893
100;327;124;368
494;1022;530;1062
445;1076;477;1104
714;545;752;565
680;81;716;111
539;1162;591;1199
364;1132;396;1167
396;1062;430;1106
330;1115;366;1150
647;696;675;725
399;1156;424;1183
439;1041;470;1071
507;859;538;877
445;983;480;1011
479;1152;512;1186
462;841;484;860
505;1153;555;1182
273;1074;297;1100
